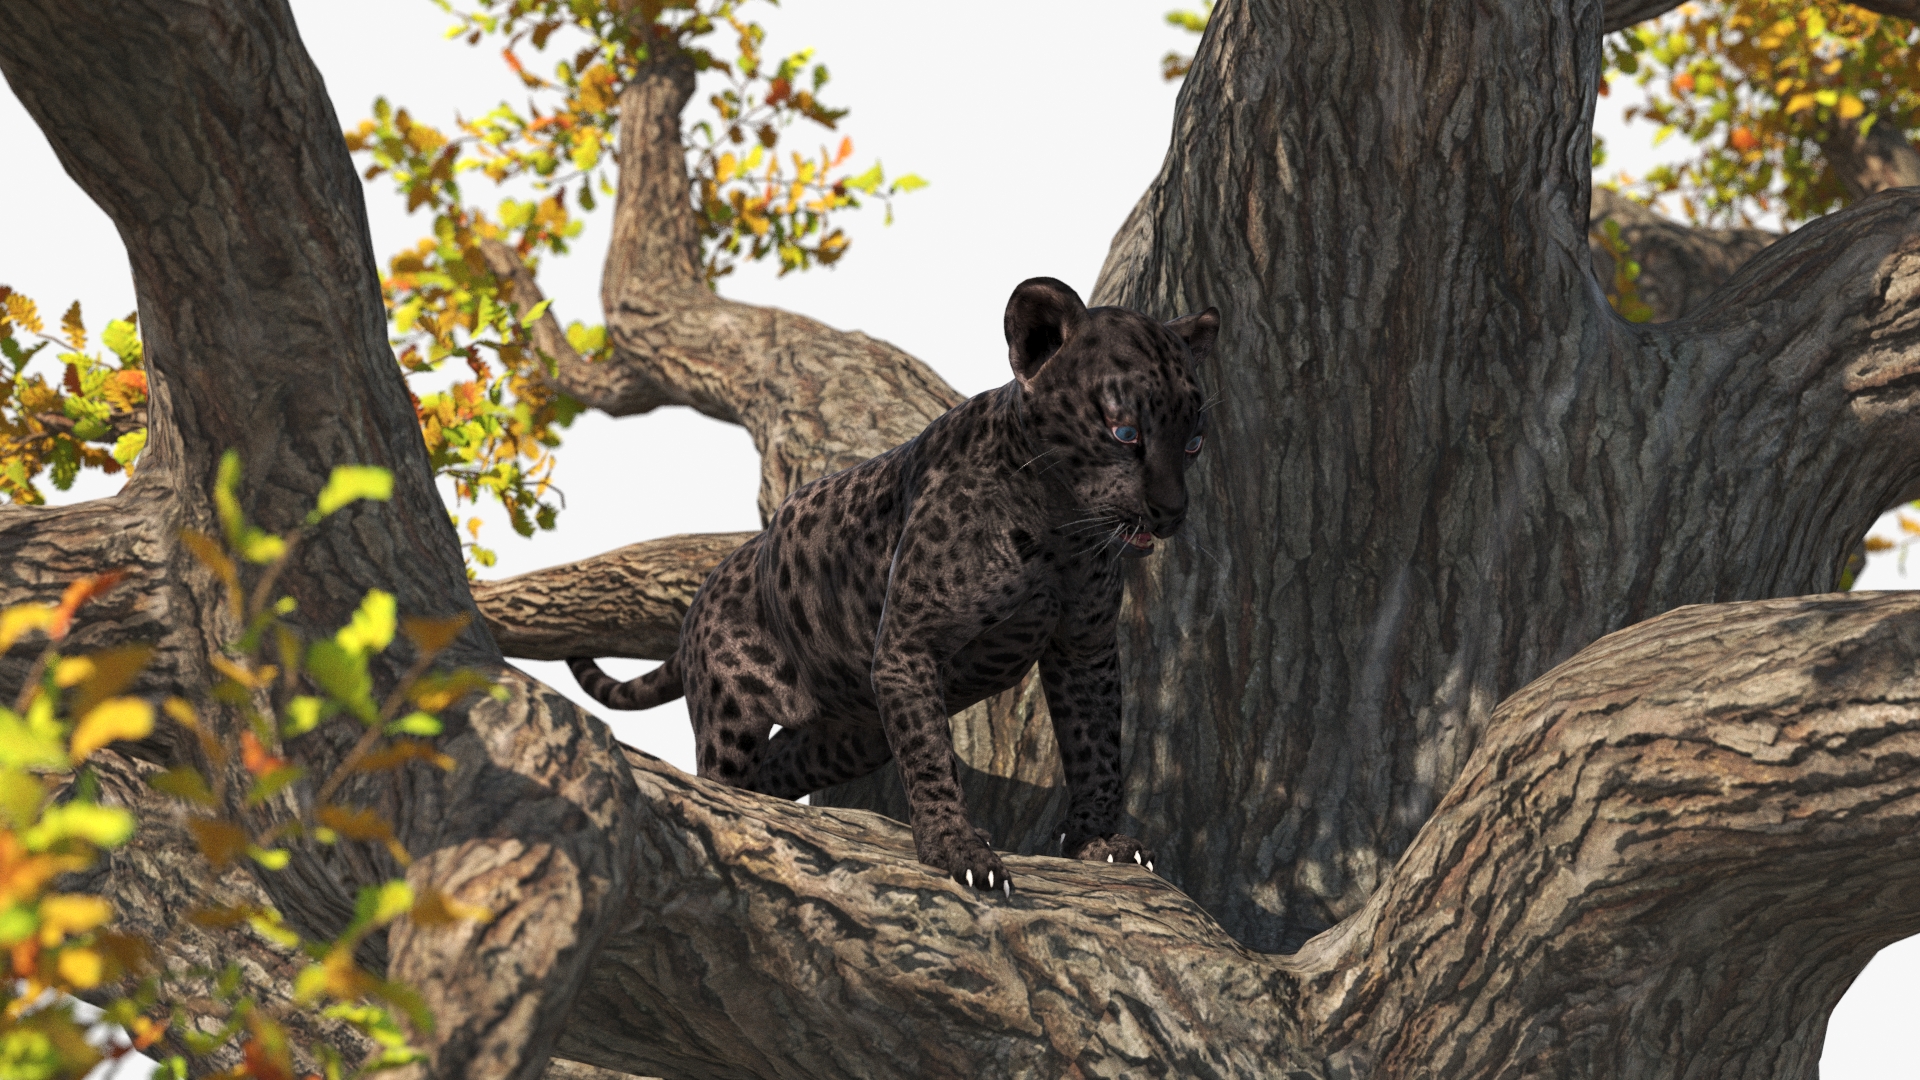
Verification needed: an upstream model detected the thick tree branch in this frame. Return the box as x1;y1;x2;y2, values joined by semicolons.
473;532;756;661
544;592;1920;1080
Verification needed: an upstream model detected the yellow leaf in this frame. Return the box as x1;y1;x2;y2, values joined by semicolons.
1786;93;1816;114
5;293;43;335
39;894;113;945
1839;94;1865;121
371;881;414;926
0;605;56;652
70;697;154;760
1901;515;1920;535
59;301;84;351
53;657;94;689
1865;535;1896;552
56;946;104;989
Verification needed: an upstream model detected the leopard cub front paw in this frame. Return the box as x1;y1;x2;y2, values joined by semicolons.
1067;833;1156;874
919;828;1012;897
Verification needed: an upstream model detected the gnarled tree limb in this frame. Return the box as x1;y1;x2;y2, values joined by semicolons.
473;532;756;661
543;591;1920;1080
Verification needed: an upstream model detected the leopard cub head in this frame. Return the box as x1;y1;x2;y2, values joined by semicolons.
1002;276;1220;557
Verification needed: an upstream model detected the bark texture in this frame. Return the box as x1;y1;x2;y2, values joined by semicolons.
1092;0;1920;952
548;592;1920;1080
0;3;634;1076
10;0;1920;1076
473;533;757;661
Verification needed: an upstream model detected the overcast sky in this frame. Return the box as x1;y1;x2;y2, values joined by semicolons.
4;4;1915;1072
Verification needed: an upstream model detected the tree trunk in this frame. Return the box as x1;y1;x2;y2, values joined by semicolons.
10;0;1920;1077
1092;0;1920;953
0;3;635;1076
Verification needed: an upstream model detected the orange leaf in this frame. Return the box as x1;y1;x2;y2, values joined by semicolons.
401;613;471;654
240;730;286;775
49;571;128;639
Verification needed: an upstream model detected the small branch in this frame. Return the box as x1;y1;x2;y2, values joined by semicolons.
1588;187;1777;323
472;532;756;661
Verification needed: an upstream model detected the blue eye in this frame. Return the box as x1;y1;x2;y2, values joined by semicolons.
1185;434;1204;454
1111;424;1139;444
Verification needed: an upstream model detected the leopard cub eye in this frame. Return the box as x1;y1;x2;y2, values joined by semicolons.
1185;434;1204;454
1110;424;1139;444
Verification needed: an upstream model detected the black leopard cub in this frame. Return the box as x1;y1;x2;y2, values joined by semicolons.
570;277;1219;896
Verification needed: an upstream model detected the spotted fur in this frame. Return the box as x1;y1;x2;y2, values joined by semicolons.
571;277;1220;894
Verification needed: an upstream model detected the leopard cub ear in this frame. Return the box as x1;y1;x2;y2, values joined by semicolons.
1004;276;1087;390
1165;306;1221;367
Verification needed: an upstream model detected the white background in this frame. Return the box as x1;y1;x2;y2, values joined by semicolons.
4;2;1916;1073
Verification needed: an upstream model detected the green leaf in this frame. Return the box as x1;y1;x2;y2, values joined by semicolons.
111;429;147;468
249;845;291;870
0;710;68;770
0;768;45;829
519;299;553;327
386;712;443;737
283;695;329;737
148;766;217;807
25;802;135;850
101;319;141;364
843;162;884;194
239;528;287;565
308;465;394;523
890;173;928;193
246;764;308;807
307;640;377;724
0;904;37;946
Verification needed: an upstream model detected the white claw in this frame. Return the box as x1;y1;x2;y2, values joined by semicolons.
1004;879;1012;899
966;869;974;888
1147;861;1155;873
1059;832;1068;850
1107;853;1115;863
987;870;996;889
1134;851;1143;865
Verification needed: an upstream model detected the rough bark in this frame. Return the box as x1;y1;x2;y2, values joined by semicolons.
11;0;1920;1077
1092;0;1920;952
545;591;1920;1080
473;533;757;661
0;3;634;1077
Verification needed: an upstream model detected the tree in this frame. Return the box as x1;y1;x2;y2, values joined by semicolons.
5;0;1920;1078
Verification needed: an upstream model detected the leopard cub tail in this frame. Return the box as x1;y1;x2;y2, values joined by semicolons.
567;653;685;711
